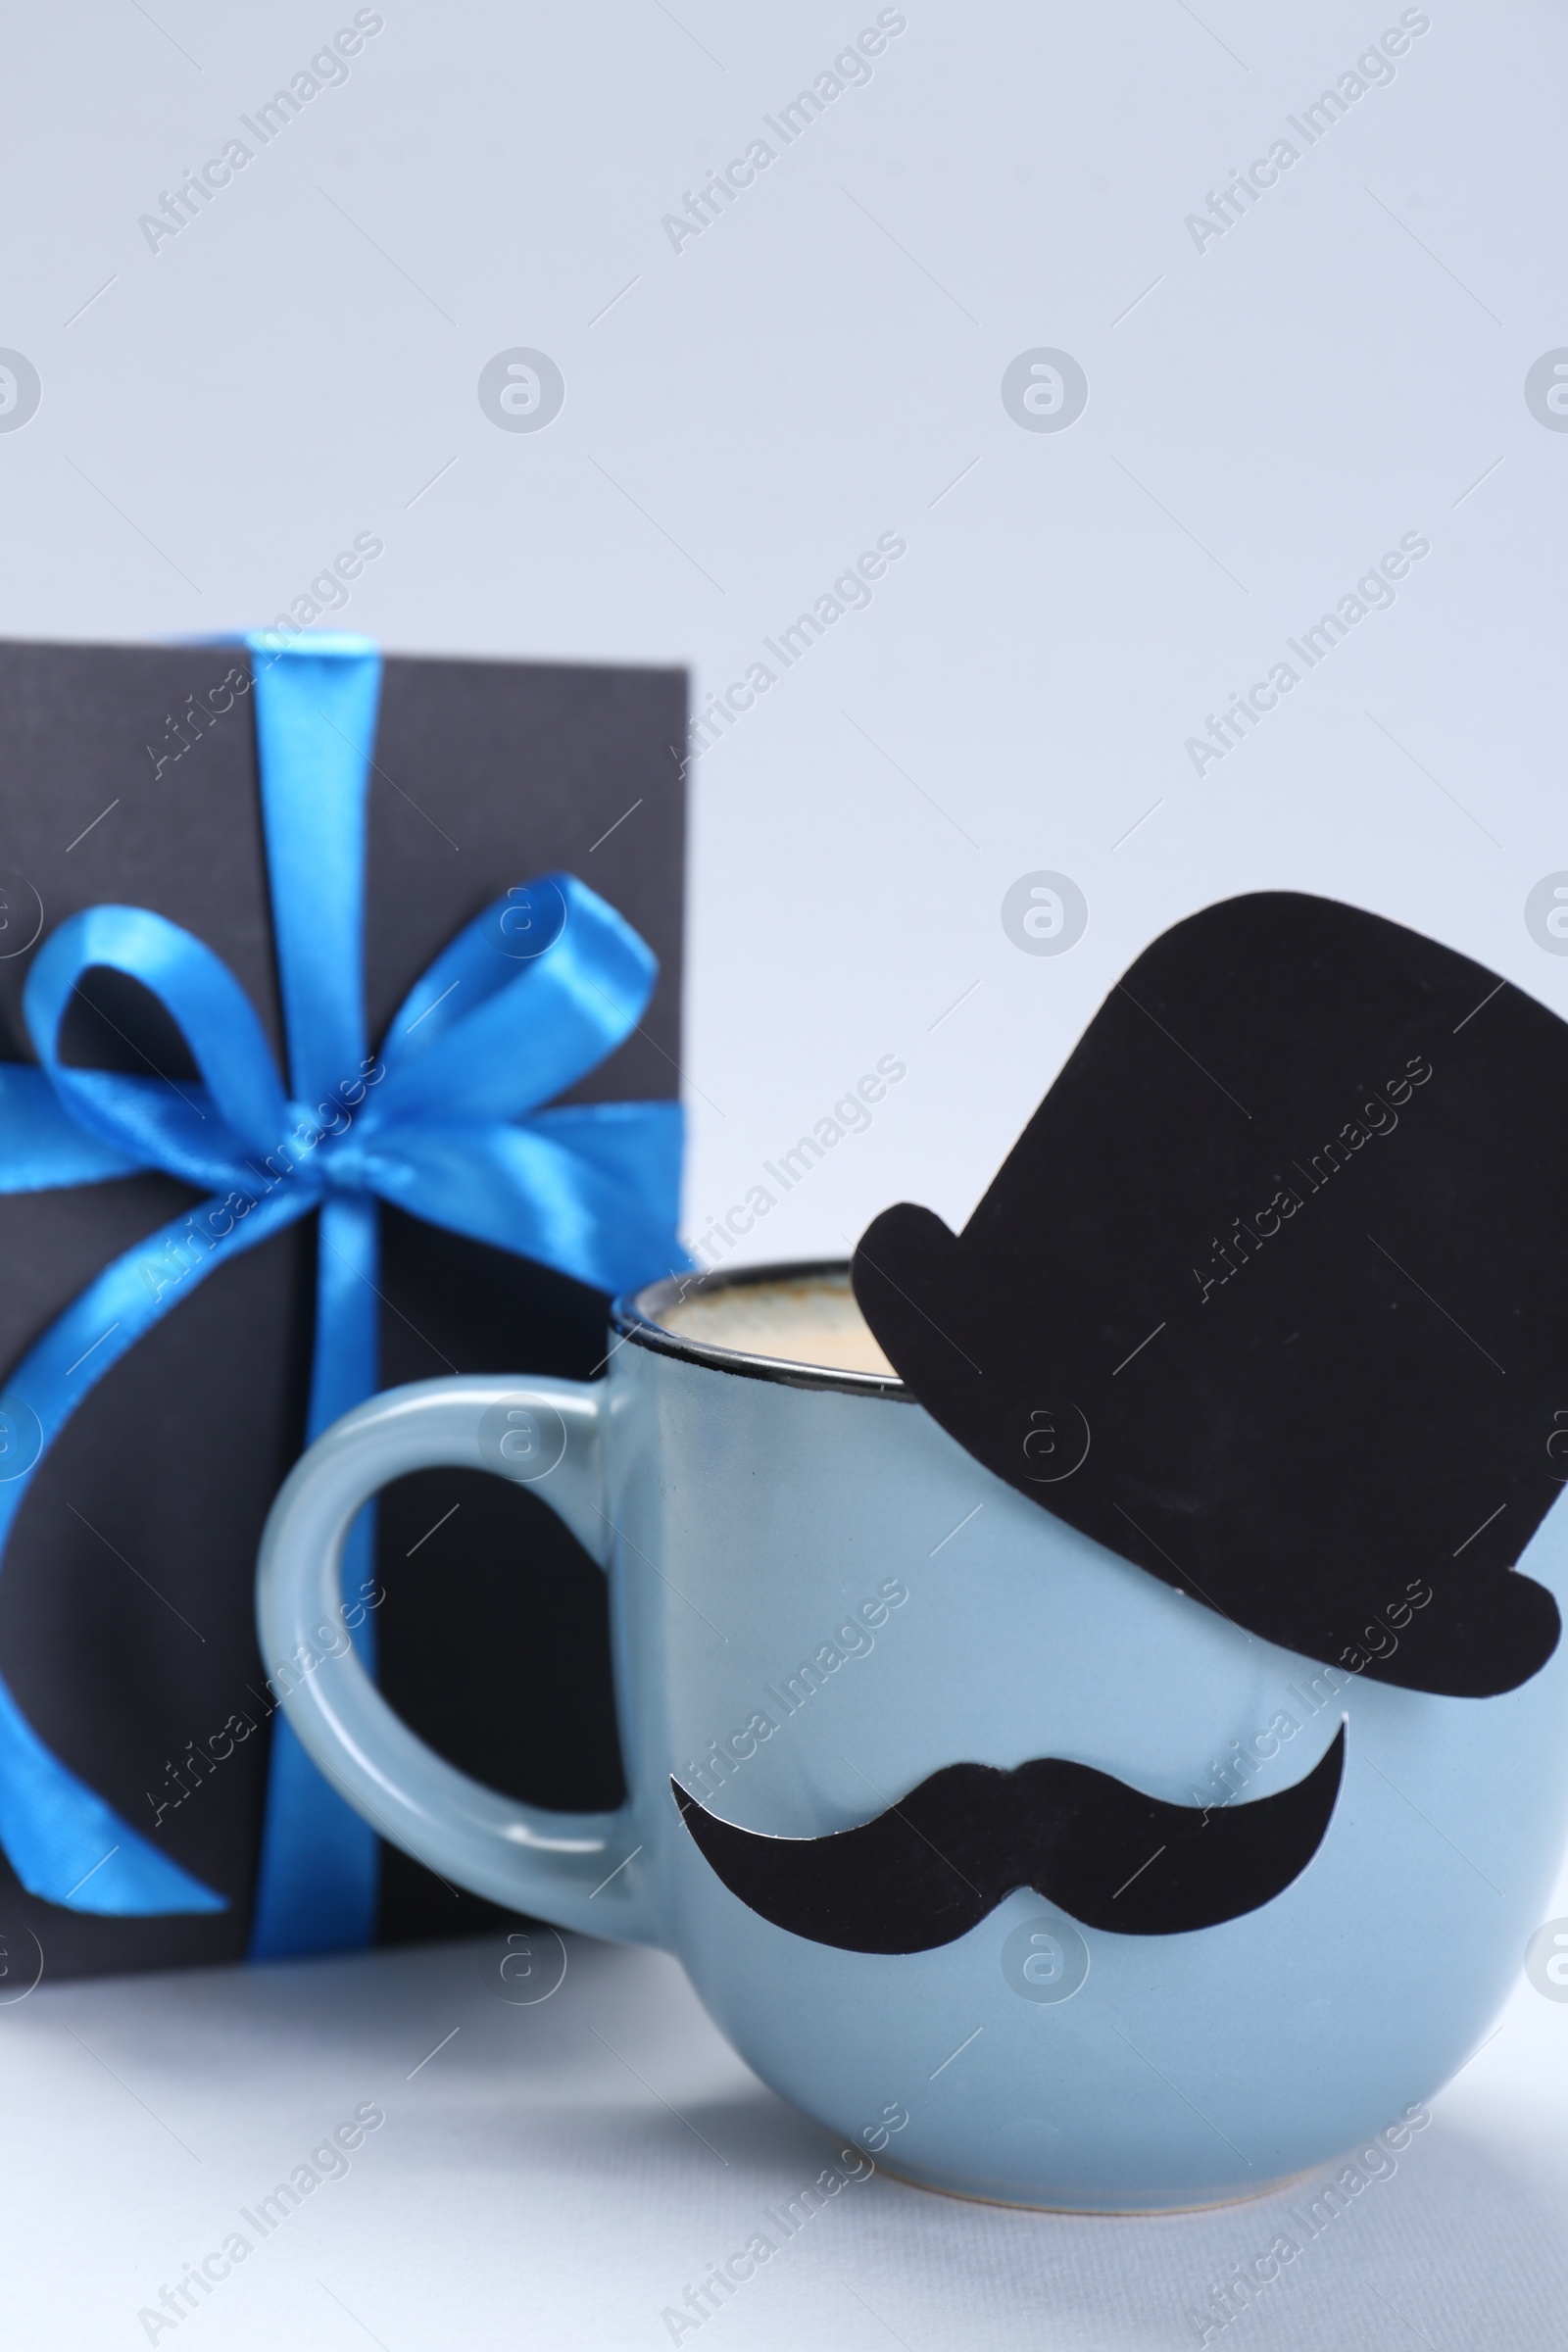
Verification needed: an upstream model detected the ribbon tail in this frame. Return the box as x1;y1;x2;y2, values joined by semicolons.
247;1194;381;1959
0;1183;312;1914
0;1670;222;1914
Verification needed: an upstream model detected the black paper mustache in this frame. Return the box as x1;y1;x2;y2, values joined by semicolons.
672;1724;1345;1951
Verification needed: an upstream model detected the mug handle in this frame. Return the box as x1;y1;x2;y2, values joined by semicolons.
255;1374;657;1944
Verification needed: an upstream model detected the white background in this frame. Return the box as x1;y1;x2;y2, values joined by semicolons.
6;8;1568;2345
7;1885;1568;2351
7;0;1564;1265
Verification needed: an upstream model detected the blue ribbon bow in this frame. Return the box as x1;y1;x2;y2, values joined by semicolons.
0;634;683;1955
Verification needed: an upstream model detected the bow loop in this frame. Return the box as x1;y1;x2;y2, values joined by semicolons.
373;873;658;1125
364;1102;684;1293
25;905;289;1182
19;1071;238;1196
0;1066;144;1194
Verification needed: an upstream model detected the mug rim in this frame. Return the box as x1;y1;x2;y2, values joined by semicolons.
612;1258;910;1399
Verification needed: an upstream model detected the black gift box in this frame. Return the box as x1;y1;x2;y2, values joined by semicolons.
0;637;685;1980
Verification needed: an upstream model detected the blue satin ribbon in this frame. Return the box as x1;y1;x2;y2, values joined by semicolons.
0;633;684;1955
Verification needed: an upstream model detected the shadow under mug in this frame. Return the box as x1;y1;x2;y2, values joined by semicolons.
256;1260;1568;2212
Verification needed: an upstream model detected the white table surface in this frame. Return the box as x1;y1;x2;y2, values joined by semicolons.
10;1856;1568;2352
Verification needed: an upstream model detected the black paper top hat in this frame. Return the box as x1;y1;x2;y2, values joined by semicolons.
853;893;1567;1698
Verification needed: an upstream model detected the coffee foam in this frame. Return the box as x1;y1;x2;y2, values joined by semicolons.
658;1274;896;1377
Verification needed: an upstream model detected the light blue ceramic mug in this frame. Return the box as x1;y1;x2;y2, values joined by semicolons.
256;1261;1568;2211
